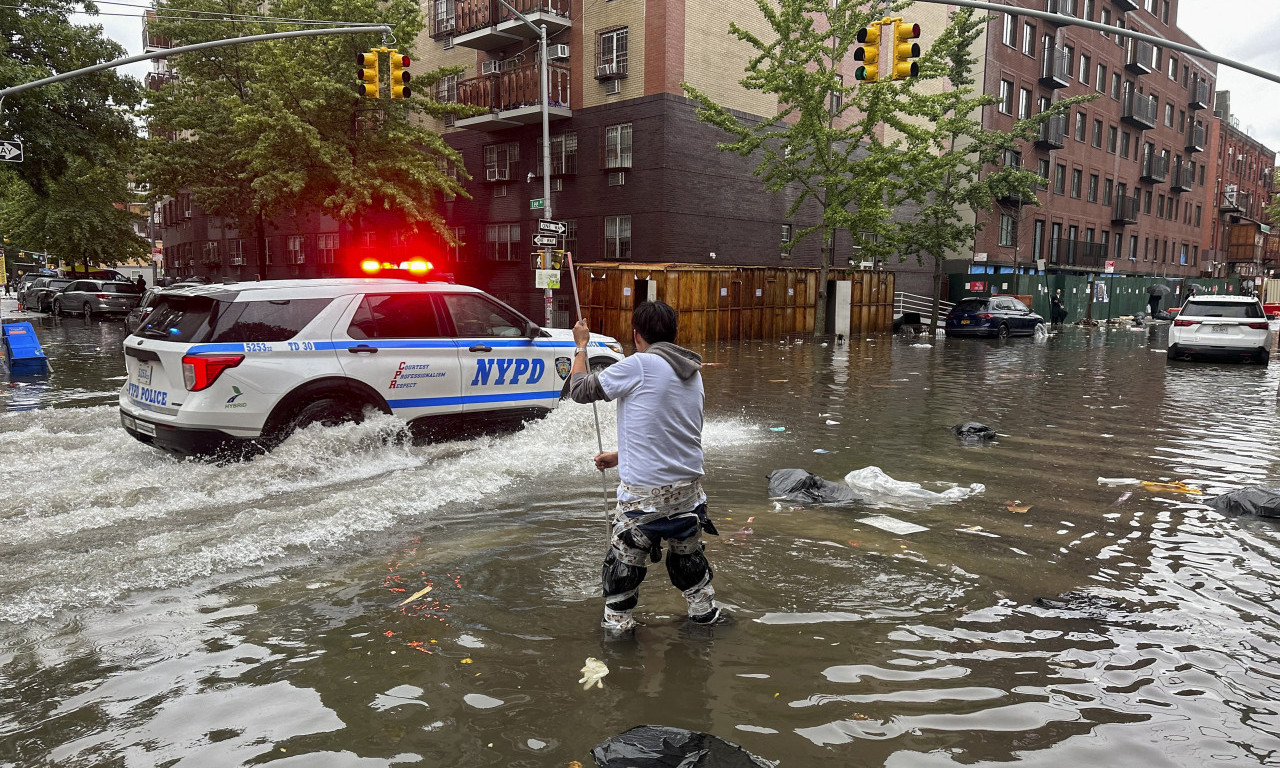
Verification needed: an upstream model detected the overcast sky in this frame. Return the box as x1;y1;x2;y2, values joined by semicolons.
78;0;1280;156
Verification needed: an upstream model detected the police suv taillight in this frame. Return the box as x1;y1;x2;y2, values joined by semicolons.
182;353;245;391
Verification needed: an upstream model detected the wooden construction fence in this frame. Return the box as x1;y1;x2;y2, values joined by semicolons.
571;263;894;346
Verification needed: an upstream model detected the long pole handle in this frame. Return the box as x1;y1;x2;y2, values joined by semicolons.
566;252;612;517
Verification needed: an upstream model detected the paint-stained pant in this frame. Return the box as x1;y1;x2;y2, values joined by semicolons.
602;503;716;628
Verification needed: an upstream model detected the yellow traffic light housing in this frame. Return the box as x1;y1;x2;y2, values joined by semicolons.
357;51;380;98
388;51;412;99
549;250;564;270
891;21;921;80
854;26;880;82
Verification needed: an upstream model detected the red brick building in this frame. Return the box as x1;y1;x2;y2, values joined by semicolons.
1202;90;1276;279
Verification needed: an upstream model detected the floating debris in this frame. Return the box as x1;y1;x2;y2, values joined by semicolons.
1141;480;1202;494
579;657;609;690
1005;501;1031;514
398;584;434;606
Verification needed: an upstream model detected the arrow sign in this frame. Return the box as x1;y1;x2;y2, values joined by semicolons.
0;140;22;163
533;234;559;247
537;219;566;235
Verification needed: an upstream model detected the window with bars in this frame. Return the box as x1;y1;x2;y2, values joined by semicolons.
604;123;632;169
604;215;631;260
438;74;458;127
228;239;245;265
536;132;579;176
287;235;304;264
318;233;338;265
484;142;519;182
486;223;521;261
597;27;628;77
563;220;578;257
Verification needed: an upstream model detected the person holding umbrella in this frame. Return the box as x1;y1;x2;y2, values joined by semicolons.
1146;283;1171;317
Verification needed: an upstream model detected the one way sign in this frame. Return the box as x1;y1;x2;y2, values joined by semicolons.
0;140;22;163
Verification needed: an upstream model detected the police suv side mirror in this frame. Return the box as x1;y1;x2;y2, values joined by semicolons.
525;321;540;340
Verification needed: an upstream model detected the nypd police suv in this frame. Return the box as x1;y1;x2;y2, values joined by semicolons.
118;277;624;457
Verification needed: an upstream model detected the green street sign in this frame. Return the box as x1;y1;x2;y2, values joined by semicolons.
529;198;545;210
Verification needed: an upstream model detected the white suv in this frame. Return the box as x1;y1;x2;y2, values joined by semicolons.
118;278;624;457
1167;295;1272;365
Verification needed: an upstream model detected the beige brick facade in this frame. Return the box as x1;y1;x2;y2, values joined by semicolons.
578;0;646;108
683;0;776;117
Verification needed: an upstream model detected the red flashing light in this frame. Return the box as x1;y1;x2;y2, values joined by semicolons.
182;353;245;391
359;259;433;277
361;259;382;274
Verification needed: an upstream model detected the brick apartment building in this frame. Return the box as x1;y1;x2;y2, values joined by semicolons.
1203;90;1276;279
970;0;1224;282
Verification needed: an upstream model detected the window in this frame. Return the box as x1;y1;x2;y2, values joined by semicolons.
604;215;631;260
1169;56;1178;80
1032;220;1045;262
483;142;519;182
318;233;337;265
831;73;843;114
1103;178;1112;205
1096;64;1105;93
443;293;527;338
537;132;579;176
1071;168;1082;198
485;223;521;261
1092;118;1103;147
563;220;577;256
438;74;459;127
1037;158;1050;190
228;239;244;266
1164;102;1174;126
1157;194;1165;218
1107;125;1117;153
1143;190;1152;214
1100;7;1111;34
286;235;303;264
1080;55;1091;86
1111;72;1121;99
263;238;272;265
1054;163;1066;195
604;123;632;168
999;214;1017;247
1082;0;1094;20
598;27;629;75
1019;87;1032;119
1002;13;1016;47
1088;173;1099;202
1075;111;1086;141
999;80;1014;114
1120;131;1131;159
1195;205;1202;226
1063;44;1074;77
1022;23;1035;56
349;293;444;339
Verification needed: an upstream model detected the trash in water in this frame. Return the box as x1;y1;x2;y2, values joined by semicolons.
857;515;928;535
1141;480;1202;495
1005;501;1031;514
398;584;434;606
843;466;984;507
591;725;774;768
1206;487;1280;518
1098;477;1141;486
812;449;829;454
769;426;786;432
1112;491;1132;506
579;657;609;690
825;420;840;425
950;422;996;441
767;468;861;505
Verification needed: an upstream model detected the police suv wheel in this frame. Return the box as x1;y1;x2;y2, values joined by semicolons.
276;398;363;444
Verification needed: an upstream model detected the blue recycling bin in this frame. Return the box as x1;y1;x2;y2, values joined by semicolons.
3;321;50;375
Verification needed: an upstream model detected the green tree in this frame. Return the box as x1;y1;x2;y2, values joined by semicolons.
140;0;474;277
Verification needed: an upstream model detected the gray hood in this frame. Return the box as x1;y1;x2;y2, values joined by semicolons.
644;342;702;381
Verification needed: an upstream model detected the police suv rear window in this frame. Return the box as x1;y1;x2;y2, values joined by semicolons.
1182;300;1263;319
138;296;331;343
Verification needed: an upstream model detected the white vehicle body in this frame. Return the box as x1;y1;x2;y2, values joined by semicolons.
1167;295;1271;365
118;278;624;457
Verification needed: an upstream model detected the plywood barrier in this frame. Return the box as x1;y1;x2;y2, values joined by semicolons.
571;263;893;345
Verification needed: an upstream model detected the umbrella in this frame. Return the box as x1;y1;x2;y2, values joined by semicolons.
1146;284;1173;296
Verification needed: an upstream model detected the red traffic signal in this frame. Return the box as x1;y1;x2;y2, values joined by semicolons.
389;52;412;99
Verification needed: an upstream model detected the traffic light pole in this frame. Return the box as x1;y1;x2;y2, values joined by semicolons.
497;0;555;328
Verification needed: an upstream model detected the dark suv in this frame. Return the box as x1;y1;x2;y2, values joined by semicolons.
53;279;143;318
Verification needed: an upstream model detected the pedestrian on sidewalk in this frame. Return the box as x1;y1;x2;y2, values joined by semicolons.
568;301;725;631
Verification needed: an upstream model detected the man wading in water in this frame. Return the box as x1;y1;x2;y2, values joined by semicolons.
569;301;725;631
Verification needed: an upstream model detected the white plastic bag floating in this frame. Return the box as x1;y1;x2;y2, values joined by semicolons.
843;466;984;507
579;657;609;690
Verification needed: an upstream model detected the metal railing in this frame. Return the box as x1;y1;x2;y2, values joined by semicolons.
454;0;568;36
894;292;953;326
456;61;571;113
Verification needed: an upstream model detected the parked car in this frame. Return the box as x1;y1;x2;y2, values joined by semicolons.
118;277;626;458
21;277;73;313
125;282;204;333
52;279;143;318
1167;295;1271;364
945;296;1045;338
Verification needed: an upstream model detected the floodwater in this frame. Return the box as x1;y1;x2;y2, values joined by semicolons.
3;312;1280;767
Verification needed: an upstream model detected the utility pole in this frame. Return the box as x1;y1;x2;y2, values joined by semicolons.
497;0;555;328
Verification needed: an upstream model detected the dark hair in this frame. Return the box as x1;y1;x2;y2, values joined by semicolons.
632;300;677;344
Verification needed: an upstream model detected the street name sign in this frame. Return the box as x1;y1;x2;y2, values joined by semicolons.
537;219;567;235
529;198;545;210
532;234;559;247
0;140;22;163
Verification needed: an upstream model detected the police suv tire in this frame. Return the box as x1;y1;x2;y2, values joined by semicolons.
275;397;363;444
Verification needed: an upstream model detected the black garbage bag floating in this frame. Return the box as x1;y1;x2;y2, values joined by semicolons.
1207;487;1280;518
950;422;996;441
766;468;861;505
592;725;776;768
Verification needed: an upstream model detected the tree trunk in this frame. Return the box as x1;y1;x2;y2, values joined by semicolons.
254;210;267;280
929;253;943;335
813;227;833;337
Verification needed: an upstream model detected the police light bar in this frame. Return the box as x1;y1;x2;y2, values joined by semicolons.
360;259;434;276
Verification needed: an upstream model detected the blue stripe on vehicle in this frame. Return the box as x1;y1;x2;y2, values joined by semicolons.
387;389;560;409
183;339;609;354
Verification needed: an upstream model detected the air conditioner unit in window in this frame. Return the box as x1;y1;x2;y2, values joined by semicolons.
604;79;621;95
596;62;618;79
481;60;503;75
547;44;570;60
486;167;510;182
293;254;306;264
607;171;625;186
438;17;455;31
1035;258;1047;270
550;178;563;192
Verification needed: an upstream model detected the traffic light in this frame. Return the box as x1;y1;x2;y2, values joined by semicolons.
854;25;880;82
548;250;563;270
891;21;921;80
388;51;411;99
530;252;544;270
357;51;379;98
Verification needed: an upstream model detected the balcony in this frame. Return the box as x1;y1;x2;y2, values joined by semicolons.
1190;80;1211;110
1186;123;1206;153
452;0;571;51
1048;238;1108;268
1040;47;1071;88
1171;162;1194;193
1045;0;1075;26
1126;40;1154;74
144;71;177;91
1140;154;1168;184
1035;114;1067;149
1112;0;1140;11
1112;196;1139;225
454;62;571;131
1122;92;1157;129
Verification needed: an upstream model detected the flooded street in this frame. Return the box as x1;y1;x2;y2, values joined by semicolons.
3;315;1280;766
